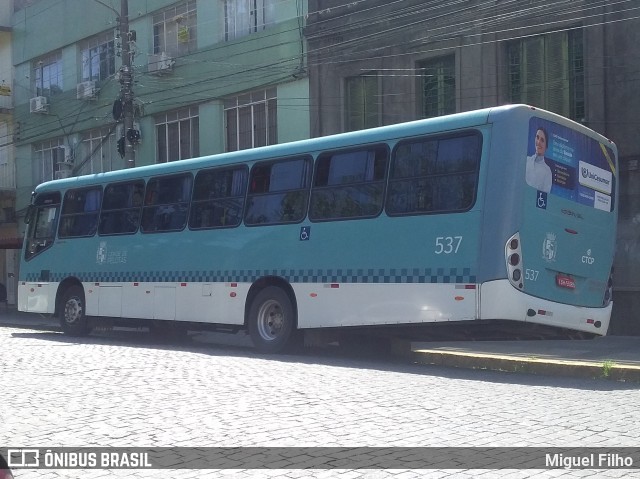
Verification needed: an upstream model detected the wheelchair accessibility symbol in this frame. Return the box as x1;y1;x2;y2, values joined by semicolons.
300;226;310;241
536;191;547;210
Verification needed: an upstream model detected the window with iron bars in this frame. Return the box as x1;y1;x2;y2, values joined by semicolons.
32;138;64;184
507;29;584;121
224;88;277;152
155;107;200;163
419;55;456;119
80;31;116;82
77;127;115;175
33;51;63;97
345;73;381;132
223;0;276;41
153;0;197;57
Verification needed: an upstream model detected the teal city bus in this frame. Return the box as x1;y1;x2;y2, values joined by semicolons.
18;105;618;352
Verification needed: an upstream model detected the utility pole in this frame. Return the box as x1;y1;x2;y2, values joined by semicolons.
119;0;135;168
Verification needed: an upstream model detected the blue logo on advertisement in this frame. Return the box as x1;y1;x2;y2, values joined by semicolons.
536;191;547;209
582;167;589;178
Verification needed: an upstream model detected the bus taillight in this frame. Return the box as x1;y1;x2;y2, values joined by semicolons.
604;267;614;306
506;232;524;289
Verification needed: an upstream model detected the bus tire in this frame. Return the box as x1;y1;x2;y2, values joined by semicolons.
59;285;90;336
248;286;297;353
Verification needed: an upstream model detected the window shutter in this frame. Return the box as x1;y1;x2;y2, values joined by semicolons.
522;36;544;108
364;74;379;129
345;76;364;131
545;32;570;116
422;56;455;118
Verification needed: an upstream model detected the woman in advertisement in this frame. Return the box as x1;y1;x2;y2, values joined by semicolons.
526;126;553;193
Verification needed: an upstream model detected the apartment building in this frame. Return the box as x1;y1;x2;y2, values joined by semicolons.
0;1;15;305
2;0;309;304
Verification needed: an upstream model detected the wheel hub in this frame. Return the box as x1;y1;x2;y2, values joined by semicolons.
64;298;82;324
257;300;284;340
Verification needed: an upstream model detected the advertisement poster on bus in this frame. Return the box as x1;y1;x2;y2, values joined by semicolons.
525;118;616;212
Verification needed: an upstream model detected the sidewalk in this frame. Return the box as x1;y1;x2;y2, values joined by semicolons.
3;305;640;382
408;336;640;382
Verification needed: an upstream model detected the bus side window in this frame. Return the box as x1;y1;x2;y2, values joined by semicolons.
141;174;193;233
190;166;248;229
99;180;144;236
59;187;102;238
386;132;481;216
244;157;311;226
309;145;388;221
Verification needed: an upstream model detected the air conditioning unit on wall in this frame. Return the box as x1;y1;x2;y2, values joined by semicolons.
54;146;73;179
148;52;175;74
29;96;48;113
76;80;98;100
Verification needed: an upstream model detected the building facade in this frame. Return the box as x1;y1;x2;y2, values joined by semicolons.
4;0;639;335
4;0;309;304
0;1;16;305
306;0;640;334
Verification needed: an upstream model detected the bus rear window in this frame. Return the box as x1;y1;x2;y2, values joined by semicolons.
309;145;388;221
386;132;481;216
59;187;102;238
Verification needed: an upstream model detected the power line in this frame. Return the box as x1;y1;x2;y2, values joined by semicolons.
8;0;640;151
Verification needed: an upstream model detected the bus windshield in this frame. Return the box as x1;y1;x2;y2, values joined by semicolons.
25;192;61;261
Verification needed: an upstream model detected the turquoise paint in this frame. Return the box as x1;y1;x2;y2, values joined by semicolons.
20;106;617;314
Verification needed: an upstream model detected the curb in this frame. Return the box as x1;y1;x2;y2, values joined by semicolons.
4;319;640;381
410;348;640;382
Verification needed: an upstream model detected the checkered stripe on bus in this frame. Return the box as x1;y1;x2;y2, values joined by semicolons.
26;267;476;284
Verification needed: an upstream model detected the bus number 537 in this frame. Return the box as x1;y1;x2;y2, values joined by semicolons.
435;236;463;254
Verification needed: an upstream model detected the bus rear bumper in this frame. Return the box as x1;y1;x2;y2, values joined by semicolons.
480;280;611;335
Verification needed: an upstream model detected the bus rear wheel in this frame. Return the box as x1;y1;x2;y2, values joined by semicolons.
59;286;90;336
248;286;297;353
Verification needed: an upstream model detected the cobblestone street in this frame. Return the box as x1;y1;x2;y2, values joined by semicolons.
2;324;639;478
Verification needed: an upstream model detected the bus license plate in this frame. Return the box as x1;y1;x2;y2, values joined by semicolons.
556;274;576;289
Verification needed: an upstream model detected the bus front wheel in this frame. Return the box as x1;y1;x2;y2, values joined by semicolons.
248;286;296;353
59;286;90;336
